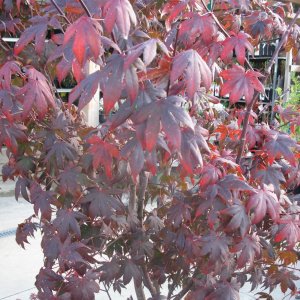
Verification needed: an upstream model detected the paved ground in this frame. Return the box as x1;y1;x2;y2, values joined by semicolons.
0;155;299;299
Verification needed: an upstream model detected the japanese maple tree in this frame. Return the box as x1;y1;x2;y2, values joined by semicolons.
0;0;300;299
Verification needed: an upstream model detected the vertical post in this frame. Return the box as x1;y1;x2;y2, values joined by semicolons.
270;41;279;121
81;61;100;127
283;50;293;103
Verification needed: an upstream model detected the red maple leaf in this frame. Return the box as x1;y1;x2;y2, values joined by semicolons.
16;68;55;119
221;203;251;237
120;137;145;180
0;61;21;90
262;131;298;166
14;16;48;55
244;11;273;41
221;32;253;65
102;0;137;39
275;217;300;248
220;65;264;104
63;16;102;66
131;96;194;151
87;135;119;179
247;188;280;224
69;71;100;111
170;49;212;98
178;13;217;46
231;234;261;268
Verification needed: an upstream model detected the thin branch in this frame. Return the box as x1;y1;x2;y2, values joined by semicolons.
141;264;157;297
129;182;137;213
103;283;112;300
137;171;149;222
167;23;180;96
50;0;71;24
200;0;253;71
172;280;193;300
236;9;300;164
78;0;92;18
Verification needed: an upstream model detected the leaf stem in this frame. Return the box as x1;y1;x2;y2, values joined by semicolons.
50;0;71;24
78;0;92;17
236;9;300;165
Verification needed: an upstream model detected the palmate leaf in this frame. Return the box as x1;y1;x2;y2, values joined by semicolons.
262;131;297;166
48;43;84;84
268;268;300;294
220;65;264;104
251;164;286;197
58;166;91;196
123;259;142;286
199;163;222;187
231;234;261;268
131;95;194;151
125;38;168;69
17;68;55;119
14;16;48;55
221;203;251;237
244;11;273;41
200;231;231;263
0;118;27;154
102;0;137;39
16;218;38;249
35;268;63;297
206;280;240;300
121;137;145;180
53;209;86;240
81;188;124;219
30;184;56;221
162;0;204;30
65;271;100;300
58;236;92;271
45;140;78;169
100;54;125;113
247;188;280;224
167;195;192;227
170;49;212;98
69;71;100;111
63;16;102;66
178;13;217;46
0;61;21;90
221;32;253;65
180;127;210;174
274;217;300;248
87;135;119;178
205;174;254;204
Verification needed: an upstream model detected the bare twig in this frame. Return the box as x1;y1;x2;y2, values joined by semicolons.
236;9;300;164
78;0;92;18
50;0;71;24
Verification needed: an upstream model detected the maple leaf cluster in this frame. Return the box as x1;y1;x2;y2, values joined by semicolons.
0;0;300;299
